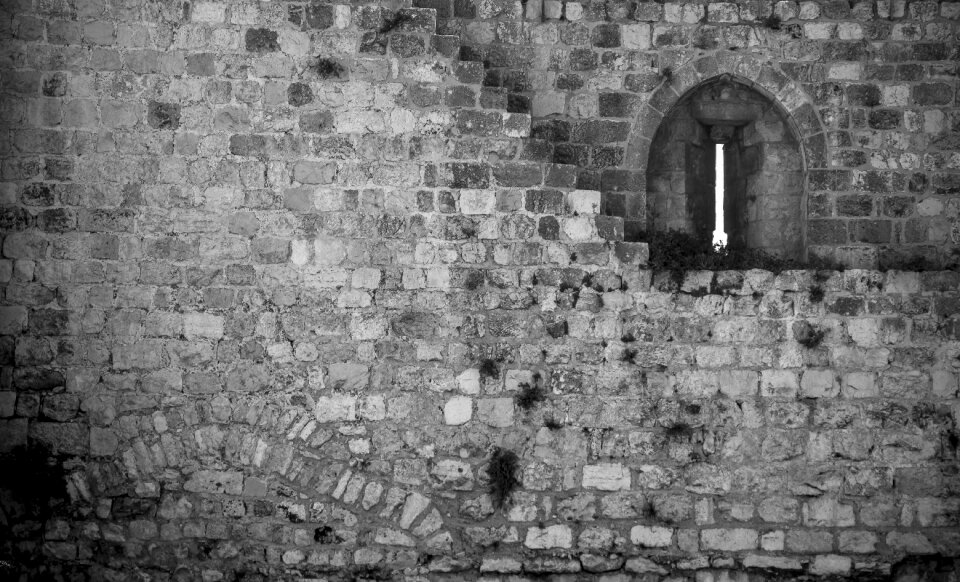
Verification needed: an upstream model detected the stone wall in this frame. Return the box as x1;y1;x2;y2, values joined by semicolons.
0;0;959;580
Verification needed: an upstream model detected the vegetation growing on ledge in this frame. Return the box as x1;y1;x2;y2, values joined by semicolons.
644;230;960;276
644;231;845;275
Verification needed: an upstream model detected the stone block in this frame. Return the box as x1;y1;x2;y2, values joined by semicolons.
809;555;852;576
743;554;802;570
444;397;472;425
582;463;630;491
700;528;757;551
802;497;855;527
717;370;758;397
524;525;572;549
459;190;496;214
800;369;839;398
630;525;672;547
838;531;877;553
477;398;513;427
315;395;357;423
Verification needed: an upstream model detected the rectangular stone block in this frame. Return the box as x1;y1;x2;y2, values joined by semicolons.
700;528;757;551
582;463;631;490
184;470;243;495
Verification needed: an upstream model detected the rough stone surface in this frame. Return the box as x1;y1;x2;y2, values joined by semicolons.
0;0;958;580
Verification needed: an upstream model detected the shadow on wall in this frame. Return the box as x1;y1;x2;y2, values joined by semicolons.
0;444;68;579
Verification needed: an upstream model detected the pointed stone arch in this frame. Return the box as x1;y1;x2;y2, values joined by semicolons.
612;54;828;256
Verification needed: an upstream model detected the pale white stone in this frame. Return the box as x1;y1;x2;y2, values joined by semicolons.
700;528;758;551
444;397;472;425
760;370;799;398
388;109;417;134
333;5;351;29
630;525;672;547
425;267;450;289
882;85;910;106
374;528;416;546
543;0;562;19
459;190;496;214
621;24;651;49
532;92;565;116
568;190;601;214
294;342;319;362
458;369;481;395
917;198;945;216
524;524;572;549
563;216;597;241
798;1;820;19
191;2;226;22
183;313;223;339
278;30;310;57
314;239;346;265
398;492;430;529
804;22;835;39
477;398;514;428
742;554;802;570
337;290;371;308
841;372;878;398
290;239;312;265
564;2;583;20
760;530;785;551
836;22;863;39
315;395;357;423
827;63;861;81
352;268;381;289
803;497;855;527
717;370;758;397
582;463;631;490
810;555;852;576
800;369;839;398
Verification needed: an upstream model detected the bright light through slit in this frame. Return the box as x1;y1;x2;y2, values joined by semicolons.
713;144;727;247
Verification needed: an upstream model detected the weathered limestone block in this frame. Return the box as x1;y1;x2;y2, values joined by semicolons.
524;524;573;549
477;398;514;427
443;396;472;425
184;470;243;495
582;463;631;490
700;528;758;551
630;525;672;547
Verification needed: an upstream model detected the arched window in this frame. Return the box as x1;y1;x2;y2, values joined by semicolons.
645;76;805;259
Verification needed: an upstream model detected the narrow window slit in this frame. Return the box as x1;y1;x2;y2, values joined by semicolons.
713;143;727;247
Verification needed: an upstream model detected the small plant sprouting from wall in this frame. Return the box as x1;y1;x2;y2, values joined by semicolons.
379;11;414;35
621;348;638;364
645;231;847;276
543;413;564;430
660;66;673;83
313;57;346;80
761;13;782;30
809;285;825;303
793;320;826;349
809;270;830;302
464;270;485;290
665;422;695;440
479;358;499;380
488;447;520;509
515;373;546;411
